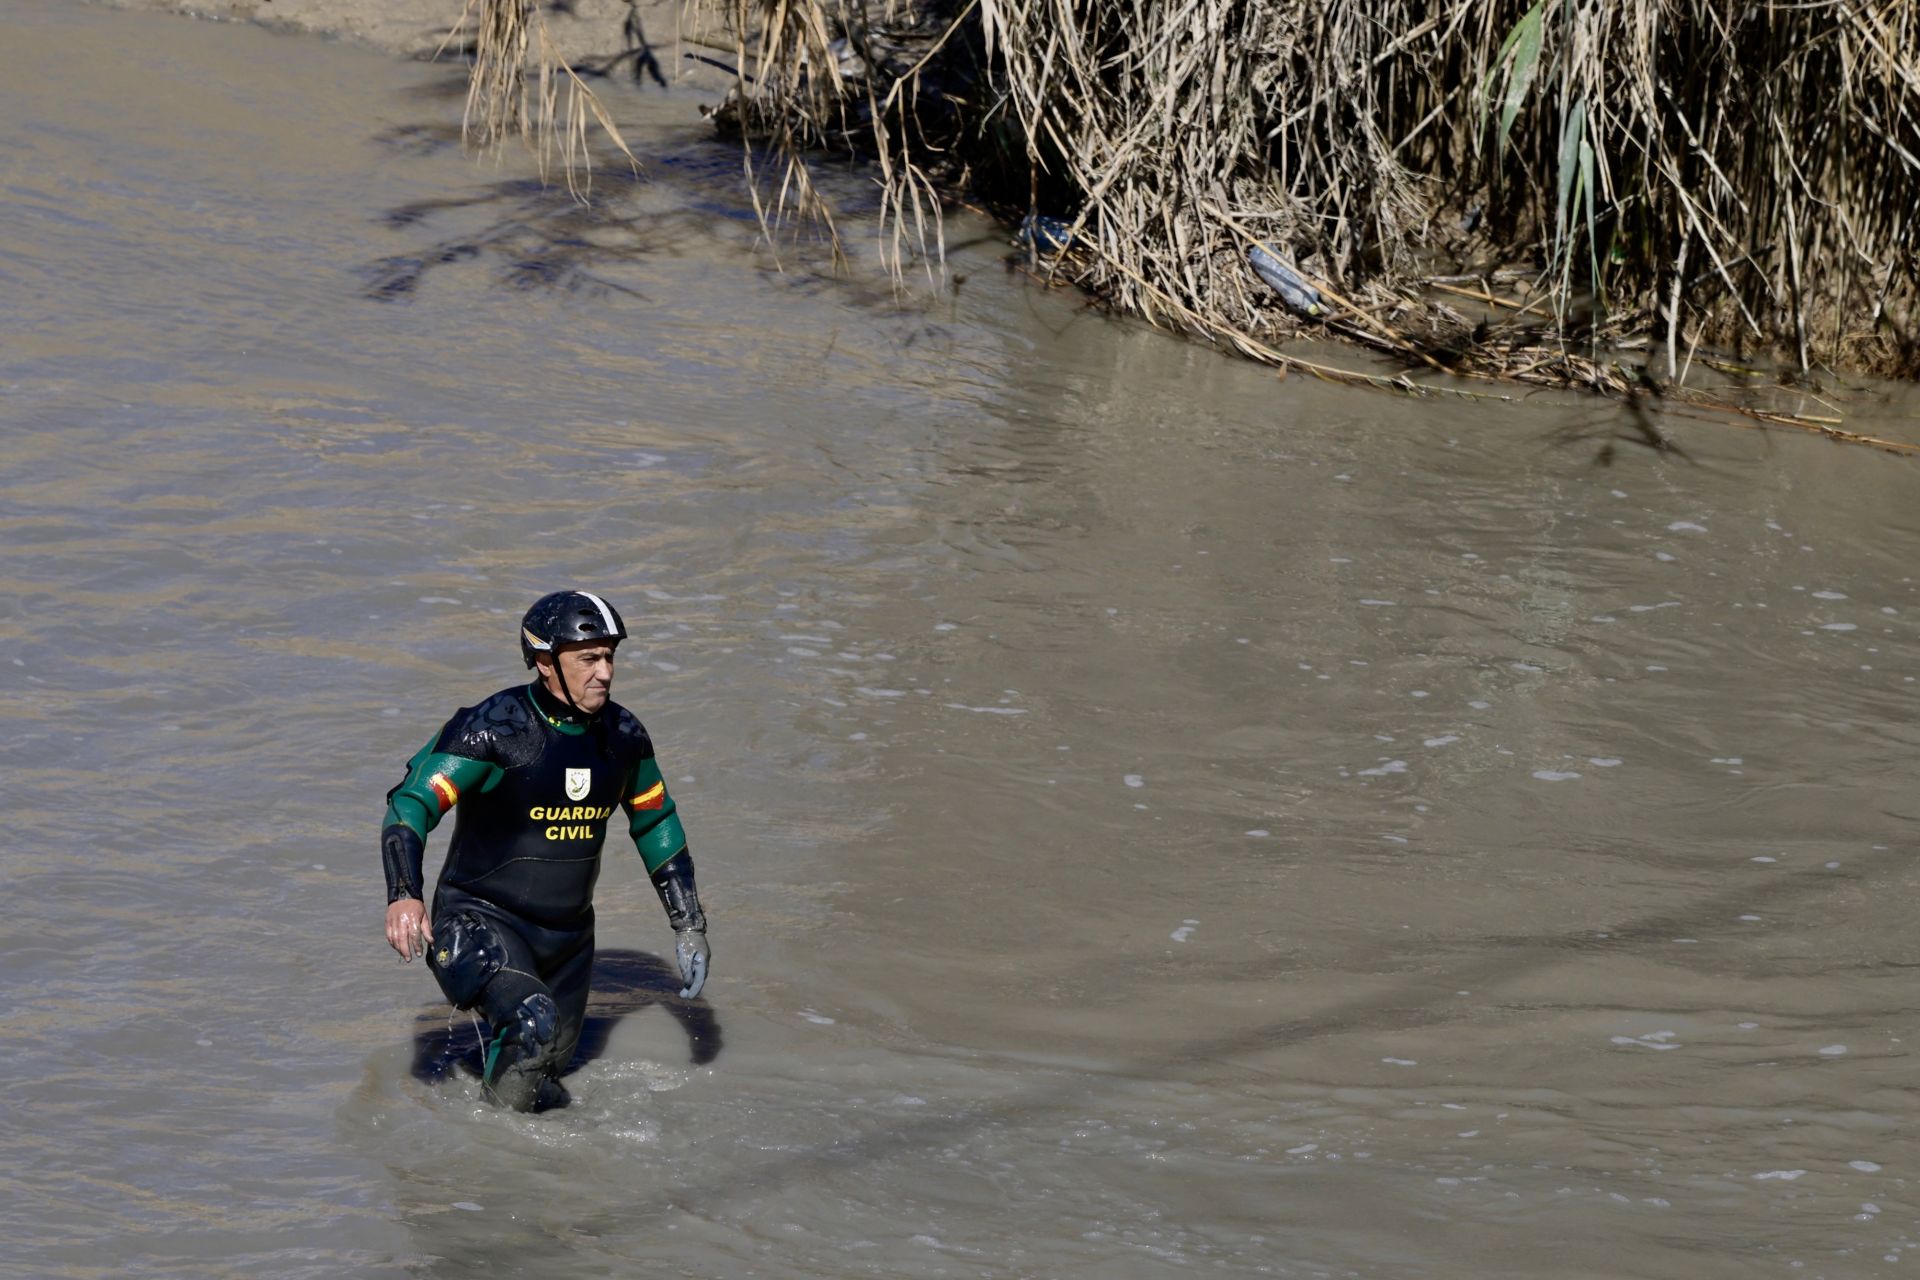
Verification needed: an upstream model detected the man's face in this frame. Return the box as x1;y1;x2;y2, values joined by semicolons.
540;640;616;714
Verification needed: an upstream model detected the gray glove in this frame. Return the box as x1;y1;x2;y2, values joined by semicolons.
674;928;710;999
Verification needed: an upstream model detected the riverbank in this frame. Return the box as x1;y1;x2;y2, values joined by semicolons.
689;0;1918;387
99;0;1920;447
95;0;662;65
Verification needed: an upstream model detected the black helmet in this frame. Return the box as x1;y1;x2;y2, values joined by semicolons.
520;591;627;669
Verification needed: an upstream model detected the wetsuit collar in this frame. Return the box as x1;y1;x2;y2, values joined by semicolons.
526;679;593;734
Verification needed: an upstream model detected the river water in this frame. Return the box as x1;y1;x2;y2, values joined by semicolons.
5;2;1920;1276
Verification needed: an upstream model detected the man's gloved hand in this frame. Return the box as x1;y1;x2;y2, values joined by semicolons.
673;928;710;999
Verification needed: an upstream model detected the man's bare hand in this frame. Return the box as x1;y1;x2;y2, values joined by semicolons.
386;898;433;961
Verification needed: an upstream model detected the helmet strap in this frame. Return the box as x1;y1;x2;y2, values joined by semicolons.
548;652;583;718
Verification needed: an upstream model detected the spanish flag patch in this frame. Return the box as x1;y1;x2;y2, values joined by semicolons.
630;780;666;811
428;773;460;813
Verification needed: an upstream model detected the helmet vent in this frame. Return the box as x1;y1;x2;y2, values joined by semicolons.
576;591;620;636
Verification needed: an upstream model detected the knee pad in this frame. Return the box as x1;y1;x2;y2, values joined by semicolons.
426;912;506;1009
506;992;560;1057
483;993;562;1110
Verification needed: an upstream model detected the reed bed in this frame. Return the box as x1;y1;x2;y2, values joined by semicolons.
458;0;1920;416
445;0;637;197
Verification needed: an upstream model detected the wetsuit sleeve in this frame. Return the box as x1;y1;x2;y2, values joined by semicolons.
379;737;502;903
650;851;706;933
624;757;706;931
622;756;688;873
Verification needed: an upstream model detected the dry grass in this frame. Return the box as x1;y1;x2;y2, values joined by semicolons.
454;0;1920;425
443;0;639;197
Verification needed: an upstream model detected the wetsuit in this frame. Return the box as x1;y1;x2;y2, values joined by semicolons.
380;680;704;1109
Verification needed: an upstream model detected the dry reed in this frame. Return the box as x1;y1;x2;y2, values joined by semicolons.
454;0;1920;426
444;0;639;197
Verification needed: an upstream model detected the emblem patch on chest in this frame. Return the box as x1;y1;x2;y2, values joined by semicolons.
565;767;592;801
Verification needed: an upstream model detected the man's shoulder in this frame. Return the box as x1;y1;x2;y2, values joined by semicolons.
434;685;540;763
602;700;656;760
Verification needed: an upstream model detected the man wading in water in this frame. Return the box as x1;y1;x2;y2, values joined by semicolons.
379;591;710;1111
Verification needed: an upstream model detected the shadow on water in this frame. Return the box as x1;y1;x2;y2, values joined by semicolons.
361;177;662;303
356;148;965;352
357;146;803;303
359;69;956;312
1546;381;1697;466
407;947;722;1086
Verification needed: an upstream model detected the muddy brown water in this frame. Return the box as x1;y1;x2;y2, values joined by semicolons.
6;2;1920;1276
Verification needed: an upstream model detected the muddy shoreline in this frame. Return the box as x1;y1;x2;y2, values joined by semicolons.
96;0;675;67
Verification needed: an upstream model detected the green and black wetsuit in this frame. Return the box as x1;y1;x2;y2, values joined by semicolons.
381;681;704;1108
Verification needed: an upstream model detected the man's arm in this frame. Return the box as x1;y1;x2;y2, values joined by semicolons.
624;758;709;997
380;738;499;958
